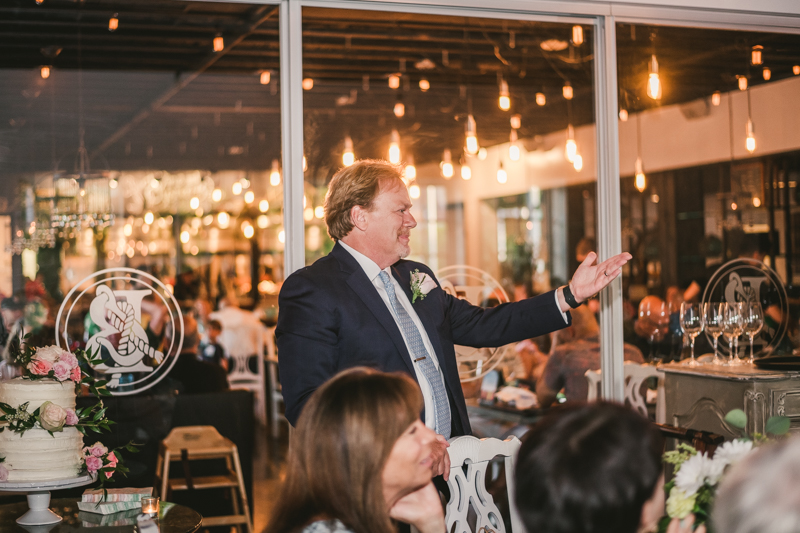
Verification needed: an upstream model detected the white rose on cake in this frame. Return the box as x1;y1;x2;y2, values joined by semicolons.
38;401;67;432
33;346;69;364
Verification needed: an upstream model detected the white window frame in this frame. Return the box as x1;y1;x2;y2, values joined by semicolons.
269;0;800;400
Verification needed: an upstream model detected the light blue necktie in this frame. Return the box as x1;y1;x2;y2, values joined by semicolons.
379;271;451;438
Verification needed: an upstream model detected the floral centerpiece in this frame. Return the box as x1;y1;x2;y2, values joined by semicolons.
0;339;137;498
657;410;790;532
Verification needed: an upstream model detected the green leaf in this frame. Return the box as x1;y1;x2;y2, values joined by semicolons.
725;409;747;429
766;416;791;436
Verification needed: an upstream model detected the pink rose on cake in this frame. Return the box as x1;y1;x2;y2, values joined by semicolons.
105;452;118;479
52;361;72;381
0;464;8;482
59;351;79;370
38;401;67;432
27;359;52;376
85;455;102;473
65;408;78;426
70;366;82;382
85;442;108;458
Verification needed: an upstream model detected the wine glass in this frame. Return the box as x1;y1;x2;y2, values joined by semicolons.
722;302;745;366
742;301;764;364
639;299;669;362
680;302;703;366
703;302;725;365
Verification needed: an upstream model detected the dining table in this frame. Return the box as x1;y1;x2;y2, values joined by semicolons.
0;498;202;533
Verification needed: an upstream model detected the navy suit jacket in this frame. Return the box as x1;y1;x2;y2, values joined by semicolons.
276;242;571;436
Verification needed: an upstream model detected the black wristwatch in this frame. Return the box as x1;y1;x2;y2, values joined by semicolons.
562;284;582;309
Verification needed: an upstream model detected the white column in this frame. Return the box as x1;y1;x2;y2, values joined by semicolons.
594;15;625;402
280;0;306;277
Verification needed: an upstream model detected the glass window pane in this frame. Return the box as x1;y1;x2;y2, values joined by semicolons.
0;1;282;336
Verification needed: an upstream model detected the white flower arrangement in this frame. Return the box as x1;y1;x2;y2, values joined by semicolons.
658;409;789;532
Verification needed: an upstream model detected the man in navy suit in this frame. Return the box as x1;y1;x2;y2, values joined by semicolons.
277;159;630;477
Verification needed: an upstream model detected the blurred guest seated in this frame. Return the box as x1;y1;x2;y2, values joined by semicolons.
210;296;264;362
537;306;644;406
713;436;800;533
267;368;445;533
200;319;228;371
166;314;229;395
515;402;703;533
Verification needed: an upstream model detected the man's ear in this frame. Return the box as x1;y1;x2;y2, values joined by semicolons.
350;205;368;232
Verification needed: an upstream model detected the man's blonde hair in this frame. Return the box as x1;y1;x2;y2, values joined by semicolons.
324;160;405;241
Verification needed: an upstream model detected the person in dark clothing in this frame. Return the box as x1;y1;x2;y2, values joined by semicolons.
166;314;229;394
200;319;228;371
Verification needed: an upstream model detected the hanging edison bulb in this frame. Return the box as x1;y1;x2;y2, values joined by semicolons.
763;67;772;81
393;98;405;118
465;115;479;155
40;66;50;79
409;183;421;199
711;91;721;106
302;78;314;90
562;82;573;100
509;130;520;161
536;92;546;106
213;34;224;52
573;153;583;172
405;155;417;181
342;136;355;167
108;14;119;31
388;74;400;89
794;65;800;75
738;76;748;91
751;45;763;66
565;125;577;163
419;78;430;92
746;119;756;153
441;149;454;179
260;71;271;85
619;109;629;121
497;163;508;184
634;157;646;192
647;55;662;100
461;163;472;181
270;159;281;186
510;114;521;130
498;78;511;111
388;129;401;164
572;25;584;46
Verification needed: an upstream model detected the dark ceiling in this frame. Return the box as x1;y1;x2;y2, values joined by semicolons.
0;0;798;186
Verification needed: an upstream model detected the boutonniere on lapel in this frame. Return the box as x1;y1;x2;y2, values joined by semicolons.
410;269;437;303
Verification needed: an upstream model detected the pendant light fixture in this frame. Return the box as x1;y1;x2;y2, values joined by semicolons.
270;159;281;186
40;66;50;79
260;71;271;85
497;162;507;184
738;76;748;91
393;97;405;118
419;78;430;92
572;26;584;46
108;14;119;32
762;67;772;81
441;149;454;179
751;45;763;66
562;82;573;100
388;130;401;164
635;114;646;192
465;114;479;155
573;153;583;172
646;55;662;100
498;77;511;111
509;130;520;161
342;136;355;167
746;89;756;153
565;124;577;163
213;34;224;52
711;91;721;106
460;154;472;180
404;155;417;181
536;92;546;106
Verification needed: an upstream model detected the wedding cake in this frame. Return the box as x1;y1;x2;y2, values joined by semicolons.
0;378;84;481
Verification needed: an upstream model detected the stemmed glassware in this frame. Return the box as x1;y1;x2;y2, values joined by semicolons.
680;302;703;366
703;302;725;365
640;299;670;362
742;301;764;364
722;302;746;366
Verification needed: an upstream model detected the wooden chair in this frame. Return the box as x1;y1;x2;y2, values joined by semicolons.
585;361;666;423
444;435;524;533
154;426;252;533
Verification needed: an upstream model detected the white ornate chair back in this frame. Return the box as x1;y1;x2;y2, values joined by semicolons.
445;435;523;533
584;362;665;423
223;324;267;424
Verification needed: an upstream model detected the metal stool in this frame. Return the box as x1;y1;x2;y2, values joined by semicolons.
154;426;252;533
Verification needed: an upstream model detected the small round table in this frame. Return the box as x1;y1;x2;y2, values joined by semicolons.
0;498;202;532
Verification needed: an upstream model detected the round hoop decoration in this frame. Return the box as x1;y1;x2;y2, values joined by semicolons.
436;265;511;383
700;258;788;357
55;268;184;396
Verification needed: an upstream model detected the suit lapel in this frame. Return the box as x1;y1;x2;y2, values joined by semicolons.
333;244;416;376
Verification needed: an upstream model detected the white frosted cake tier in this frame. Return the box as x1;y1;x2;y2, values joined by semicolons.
0;378;76;411
0;379;84;482
0;427;83;481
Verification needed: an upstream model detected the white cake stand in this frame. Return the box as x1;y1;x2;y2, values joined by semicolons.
0;474;96;525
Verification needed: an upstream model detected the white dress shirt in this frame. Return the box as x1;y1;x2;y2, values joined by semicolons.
340;241;446;430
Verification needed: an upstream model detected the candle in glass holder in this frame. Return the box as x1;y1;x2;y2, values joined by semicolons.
141;496;159;515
